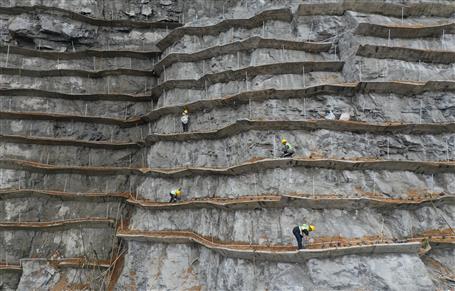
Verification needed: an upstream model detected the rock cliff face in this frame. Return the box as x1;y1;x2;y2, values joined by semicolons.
0;0;454;290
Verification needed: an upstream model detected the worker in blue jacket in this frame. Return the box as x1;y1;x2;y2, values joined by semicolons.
292;224;315;249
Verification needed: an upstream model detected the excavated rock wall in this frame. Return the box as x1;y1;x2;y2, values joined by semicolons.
119;241;434;291
0;0;159;288
121;1;455;290
129;205;454;244
0;0;454;290
137;167;453;201
146;130;455;167
148;88;455;132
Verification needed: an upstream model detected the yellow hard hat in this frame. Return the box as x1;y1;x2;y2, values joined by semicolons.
281;138;287;145
183;109;188;114
176;189;182;195
309;225;315;231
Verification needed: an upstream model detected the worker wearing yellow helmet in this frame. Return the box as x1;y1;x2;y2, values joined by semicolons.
181;109;189;132
169;188;182;203
292;223;315;250
280;138;295;158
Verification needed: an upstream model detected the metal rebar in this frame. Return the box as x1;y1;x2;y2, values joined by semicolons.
401;7;404;24
312;175;315;196
419;99;423;124
162;90;166;108
302;66;305;88
309;21;313;41
64;176;68;192
249;98;252;119
387;138;390;159
431;174;434;193
387;29;391;46
373;174;376;195
442;29;445;49
418;60;421;81
272;136;276;158
358;63;362;81
5;44;9;67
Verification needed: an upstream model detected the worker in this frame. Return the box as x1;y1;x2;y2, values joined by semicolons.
169;188;182;203
292;224;315;250
325;110;336;120
281;138;295;158
181;109;189;132
339;111;350;121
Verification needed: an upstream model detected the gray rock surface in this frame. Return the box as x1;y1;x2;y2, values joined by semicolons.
116;241;435;291
1;143;141;167
137;167;453;201
149;90;455;133
146;130;455;168
129;204;454;244
0;74;154;95
5;12;167;51
1;227;116;262
0;168;139;193
0;119;145;142
0;51;155;71
17;259;105;290
156;72;345;107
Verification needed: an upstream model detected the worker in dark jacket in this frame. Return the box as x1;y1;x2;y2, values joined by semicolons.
181;109;189;132
292;224;315;249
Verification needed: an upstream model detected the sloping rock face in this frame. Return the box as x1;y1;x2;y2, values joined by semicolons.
0;0;454;290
